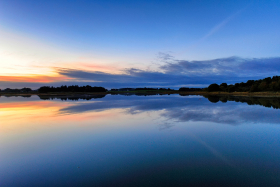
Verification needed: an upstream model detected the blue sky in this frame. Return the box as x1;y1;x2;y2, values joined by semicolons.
0;0;280;88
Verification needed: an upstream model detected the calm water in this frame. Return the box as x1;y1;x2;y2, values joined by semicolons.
1;94;280;187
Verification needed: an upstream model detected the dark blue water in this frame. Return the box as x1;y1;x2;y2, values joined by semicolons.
1;95;280;186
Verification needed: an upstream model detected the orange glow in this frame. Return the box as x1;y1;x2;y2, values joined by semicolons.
0;100;69;109
78;63;120;73
0;100;126;134
0;75;73;83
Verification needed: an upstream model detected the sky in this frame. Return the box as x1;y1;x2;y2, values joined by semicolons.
0;0;280;89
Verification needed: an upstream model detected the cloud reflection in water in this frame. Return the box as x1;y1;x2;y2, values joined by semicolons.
54;95;280;125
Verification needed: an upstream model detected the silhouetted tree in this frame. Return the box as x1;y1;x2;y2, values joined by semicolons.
258;82;268;91
226;85;235;92
219;83;227;91
249;83;259;92
207;83;220;92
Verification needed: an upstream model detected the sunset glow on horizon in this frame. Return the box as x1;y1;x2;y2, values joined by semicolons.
2;2;280;186
1;0;280;89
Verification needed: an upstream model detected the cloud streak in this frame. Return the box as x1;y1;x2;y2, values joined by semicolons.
201;8;245;41
177;7;247;55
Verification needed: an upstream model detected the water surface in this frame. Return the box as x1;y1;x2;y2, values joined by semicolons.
1;95;280;186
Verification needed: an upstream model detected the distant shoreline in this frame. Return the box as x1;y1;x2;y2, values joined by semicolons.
1;91;280;97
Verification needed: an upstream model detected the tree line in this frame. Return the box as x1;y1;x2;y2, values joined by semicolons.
206;76;280;92
1;88;32;93
135;87;172;91
178;87;203;91
38;85;107;93
3;75;280;93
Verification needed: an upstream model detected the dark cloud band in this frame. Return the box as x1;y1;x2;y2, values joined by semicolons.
54;56;280;88
1;56;280;89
